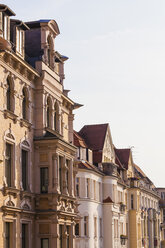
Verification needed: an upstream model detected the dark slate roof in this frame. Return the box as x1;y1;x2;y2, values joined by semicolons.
114;148;130;169
0;4;15;16
78;124;108;151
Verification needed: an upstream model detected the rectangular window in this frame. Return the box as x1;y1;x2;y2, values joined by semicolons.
5;143;12;187
41;238;49;248
59;156;63;192
16;28;24;55
40;167;48;193
94;217;97;237
66;226;70;248
59;225;63;248
5;222;12;248
84;216;88;236
66;159;69;192
22;224;28;248
131;194;134;209
22;150;28;190
76;178;80;197
100;218;102;237
93;180;96;200
75;223;80;236
99;182;102;202
86;178;89;198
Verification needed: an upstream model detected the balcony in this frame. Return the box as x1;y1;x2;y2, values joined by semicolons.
120;235;127;245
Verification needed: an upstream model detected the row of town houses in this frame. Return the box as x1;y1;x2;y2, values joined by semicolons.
0;3;164;248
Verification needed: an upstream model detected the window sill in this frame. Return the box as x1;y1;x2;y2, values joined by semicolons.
4;109;18;123
20;118;32;130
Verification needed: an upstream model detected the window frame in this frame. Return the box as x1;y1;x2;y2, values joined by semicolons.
40;167;49;194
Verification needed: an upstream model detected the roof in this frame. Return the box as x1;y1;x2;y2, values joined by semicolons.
78;124;108;151
77;160;103;175
103;196;113;203
134;163;147;178
114;148;130;169
10;19;29;30
26;19;60;35
93;150;102;164
73;131;87;148
0;4;15;16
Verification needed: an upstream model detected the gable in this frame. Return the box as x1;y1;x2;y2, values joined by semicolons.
102;126;115;163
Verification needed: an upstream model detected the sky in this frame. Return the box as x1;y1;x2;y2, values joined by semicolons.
2;0;165;186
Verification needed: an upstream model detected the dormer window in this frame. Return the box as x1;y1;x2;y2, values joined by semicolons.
0;5;15;41
16;28;24;55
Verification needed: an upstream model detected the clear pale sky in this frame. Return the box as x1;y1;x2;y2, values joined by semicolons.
2;0;165;186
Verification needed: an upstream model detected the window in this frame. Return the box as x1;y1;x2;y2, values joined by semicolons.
99;218;102;237
22;224;28;248
40;167;48;193
94;217;97;238
59;225;63;248
66;160;69;192
5;143;12;187
66;226;70;248
41;238;49;248
75;223;80;236
131;194;134;209
86;178;89;198
6;78;11;111
16;28;24;55
93;180;96;200
22;87;28;120
76;178;80;197
59;156;63;192
22;150;28;190
84;216;88;236
5;222;12;248
54;102;59;132
47;97;52;128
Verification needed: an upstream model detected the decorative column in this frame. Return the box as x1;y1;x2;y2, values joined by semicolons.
70;223;75;248
68;113;74;144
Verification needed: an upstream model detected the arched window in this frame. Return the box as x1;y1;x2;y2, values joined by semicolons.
22;87;28;120
6;77;11;111
47;97;52;128
54;101;59;132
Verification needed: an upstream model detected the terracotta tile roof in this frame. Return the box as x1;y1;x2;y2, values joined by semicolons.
73;131;87;148
78;124;108;151
114;148;130;169
103;196;113;203
77;160;103;175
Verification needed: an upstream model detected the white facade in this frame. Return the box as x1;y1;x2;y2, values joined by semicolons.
75;169;103;248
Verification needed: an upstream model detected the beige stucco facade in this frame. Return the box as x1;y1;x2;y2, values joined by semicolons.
0;4;79;248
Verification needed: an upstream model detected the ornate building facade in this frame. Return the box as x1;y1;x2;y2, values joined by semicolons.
74;124;161;248
0;4;79;248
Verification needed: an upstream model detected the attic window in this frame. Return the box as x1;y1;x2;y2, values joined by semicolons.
16;28;24;55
